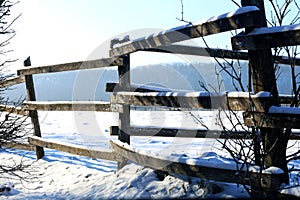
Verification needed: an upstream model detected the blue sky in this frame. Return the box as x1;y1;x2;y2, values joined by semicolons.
7;0;299;72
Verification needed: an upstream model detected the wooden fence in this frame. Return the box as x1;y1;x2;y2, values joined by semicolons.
0;2;300;192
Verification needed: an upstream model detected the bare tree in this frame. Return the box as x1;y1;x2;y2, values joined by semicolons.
178;0;300;197
268;0;300;183
0;0;32;182
217;0;300;197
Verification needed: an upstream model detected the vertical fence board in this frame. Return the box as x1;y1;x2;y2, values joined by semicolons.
117;55;131;169
24;58;44;160
241;0;288;190
117;55;131;145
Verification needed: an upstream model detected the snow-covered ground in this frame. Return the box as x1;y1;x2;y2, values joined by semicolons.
0;111;300;199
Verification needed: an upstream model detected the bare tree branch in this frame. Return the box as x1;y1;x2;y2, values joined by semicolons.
0;0;33;182
231;0;241;7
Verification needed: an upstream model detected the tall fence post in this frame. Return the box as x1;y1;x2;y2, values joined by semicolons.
24;57;44;159
118;54;131;145
117;54;130;169
241;0;287;195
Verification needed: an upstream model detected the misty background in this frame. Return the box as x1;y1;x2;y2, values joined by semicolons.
3;61;297;104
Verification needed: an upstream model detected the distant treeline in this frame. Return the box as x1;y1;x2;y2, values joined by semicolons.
3;61;297;103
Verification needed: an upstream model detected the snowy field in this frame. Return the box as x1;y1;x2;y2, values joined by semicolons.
0;111;300;199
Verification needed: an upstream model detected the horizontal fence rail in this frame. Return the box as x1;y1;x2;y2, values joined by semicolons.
110;126;253;139
110;6;262;57
111;91;275;112
111;91;298;111
17;58;121;77
142;45;300;66
243;111;300;129
106;82;173;93
232;23;300;50
110;140;283;189
28;136;123;162
110;126;300;140
23;101;112;112
111;91;300;129
0;104;28;115
0;76;25;88
1;142;35;151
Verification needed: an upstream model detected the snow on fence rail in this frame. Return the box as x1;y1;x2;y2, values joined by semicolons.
110;140;284;189
232;23;300;50
109;6;262;57
110;91;272;112
0;104;28;115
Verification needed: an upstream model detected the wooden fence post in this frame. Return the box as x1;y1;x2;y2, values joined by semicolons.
241;0;288;194
117;54;131;145
117;54;130;169
24;58;44;159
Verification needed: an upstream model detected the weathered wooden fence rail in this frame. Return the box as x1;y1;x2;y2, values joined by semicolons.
232;24;300;50
23;101;112;112
0;3;299;194
17;58;120;76
28;136;123;162
110;91;272;111
109;6;262;57
110;140;283;189
142;45;300;66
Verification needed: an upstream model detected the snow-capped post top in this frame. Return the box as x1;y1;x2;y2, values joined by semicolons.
110;35;130;49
